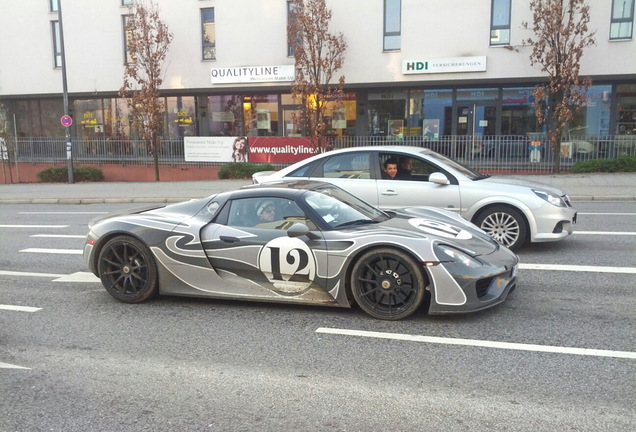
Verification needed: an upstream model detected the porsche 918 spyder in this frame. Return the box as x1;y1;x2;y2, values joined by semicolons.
84;180;519;320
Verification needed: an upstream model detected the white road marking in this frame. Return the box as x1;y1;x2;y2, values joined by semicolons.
0;270;98;282
53;272;100;283
0;362;30;370
0;225;68;228
30;234;86;239
0;304;42;312
316;328;636;360
0;270;65;278
574;231;636;236
519;263;636;274
19;248;83;255
19;211;108;215
577;213;636;216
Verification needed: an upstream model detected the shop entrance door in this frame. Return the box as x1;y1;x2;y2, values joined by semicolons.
456;103;496;157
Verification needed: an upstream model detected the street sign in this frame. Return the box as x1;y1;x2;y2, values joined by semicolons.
61;115;73;127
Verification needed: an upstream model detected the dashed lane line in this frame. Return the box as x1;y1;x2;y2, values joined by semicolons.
0;270;98;282
19;211;108;215
0;362;30;370
518;263;636;274
30;234;86;239
19;248;83;255
0;305;41;312
574;231;636;235
0;225;68;228
316;328;636;360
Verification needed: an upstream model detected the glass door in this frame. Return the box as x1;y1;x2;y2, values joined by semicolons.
456;103;496;157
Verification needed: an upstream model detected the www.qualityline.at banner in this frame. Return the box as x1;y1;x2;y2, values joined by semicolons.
248;137;320;164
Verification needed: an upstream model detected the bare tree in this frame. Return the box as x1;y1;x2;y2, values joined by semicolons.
119;0;173;181
523;0;595;173
288;0;347;151
0;100;13;183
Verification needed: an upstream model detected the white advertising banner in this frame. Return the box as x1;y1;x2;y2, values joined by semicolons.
184;136;235;162
211;65;295;84
402;56;487;74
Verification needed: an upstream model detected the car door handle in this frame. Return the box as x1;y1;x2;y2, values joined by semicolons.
220;236;239;243
380;190;398;196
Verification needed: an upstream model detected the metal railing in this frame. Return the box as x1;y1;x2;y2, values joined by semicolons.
3;134;635;174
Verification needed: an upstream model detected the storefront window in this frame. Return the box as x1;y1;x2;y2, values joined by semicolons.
368;91;407;136
74;99;104;139
413;89;453;137
166;96;196;137
615;84;636;136
244;94;279;136
500;87;540;135
205;95;243;136
572;85;613;138
104;98;131;139
38;99;64;137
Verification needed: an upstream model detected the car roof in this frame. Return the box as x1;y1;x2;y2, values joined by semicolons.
215;179;338;201
326;145;433;154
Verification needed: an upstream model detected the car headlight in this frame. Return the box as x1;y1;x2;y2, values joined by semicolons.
436;245;482;268
533;189;565;207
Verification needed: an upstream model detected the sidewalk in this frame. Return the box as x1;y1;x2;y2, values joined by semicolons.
0;173;634;204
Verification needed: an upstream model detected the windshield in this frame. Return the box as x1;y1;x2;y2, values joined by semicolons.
302;185;388;228
424;150;484;180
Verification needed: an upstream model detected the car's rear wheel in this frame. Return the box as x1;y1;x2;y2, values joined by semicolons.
98;235;158;303
475;205;527;251
351;248;426;320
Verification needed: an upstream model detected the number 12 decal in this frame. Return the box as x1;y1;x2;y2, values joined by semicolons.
258;237;317;295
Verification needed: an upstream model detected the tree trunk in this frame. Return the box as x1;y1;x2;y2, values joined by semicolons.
153;136;160;181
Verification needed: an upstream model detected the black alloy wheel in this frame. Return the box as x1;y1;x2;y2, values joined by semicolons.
98;235;158;303
351;248;426;320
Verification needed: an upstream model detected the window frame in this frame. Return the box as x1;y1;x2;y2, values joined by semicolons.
610;0;635;40
490;0;511;46
122;15;133;64
383;0;401;52
287;0;299;57
201;7;216;61
51;20;62;68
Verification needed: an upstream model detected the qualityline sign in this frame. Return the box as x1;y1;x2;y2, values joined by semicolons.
249;137;319;163
402;56;487;74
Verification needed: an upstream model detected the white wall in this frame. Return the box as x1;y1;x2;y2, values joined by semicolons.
0;0;633;97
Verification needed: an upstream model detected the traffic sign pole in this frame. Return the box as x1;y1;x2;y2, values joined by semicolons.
58;0;74;184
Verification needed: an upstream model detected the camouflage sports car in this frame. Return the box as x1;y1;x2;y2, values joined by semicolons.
84;180;519;320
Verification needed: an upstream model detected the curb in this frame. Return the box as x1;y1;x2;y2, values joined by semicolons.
1;196;635;205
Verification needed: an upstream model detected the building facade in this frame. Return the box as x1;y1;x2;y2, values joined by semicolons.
0;0;635;143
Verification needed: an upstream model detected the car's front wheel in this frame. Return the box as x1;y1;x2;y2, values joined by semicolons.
475;205;527;251
97;235;158;303
350;248;426;320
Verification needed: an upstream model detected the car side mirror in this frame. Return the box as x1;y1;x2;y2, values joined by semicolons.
287;223;321;240
429;172;450;185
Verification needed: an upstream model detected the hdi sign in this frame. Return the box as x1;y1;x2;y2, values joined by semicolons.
402;56;487;74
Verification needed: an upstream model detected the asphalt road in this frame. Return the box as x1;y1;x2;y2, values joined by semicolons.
1;201;635;432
